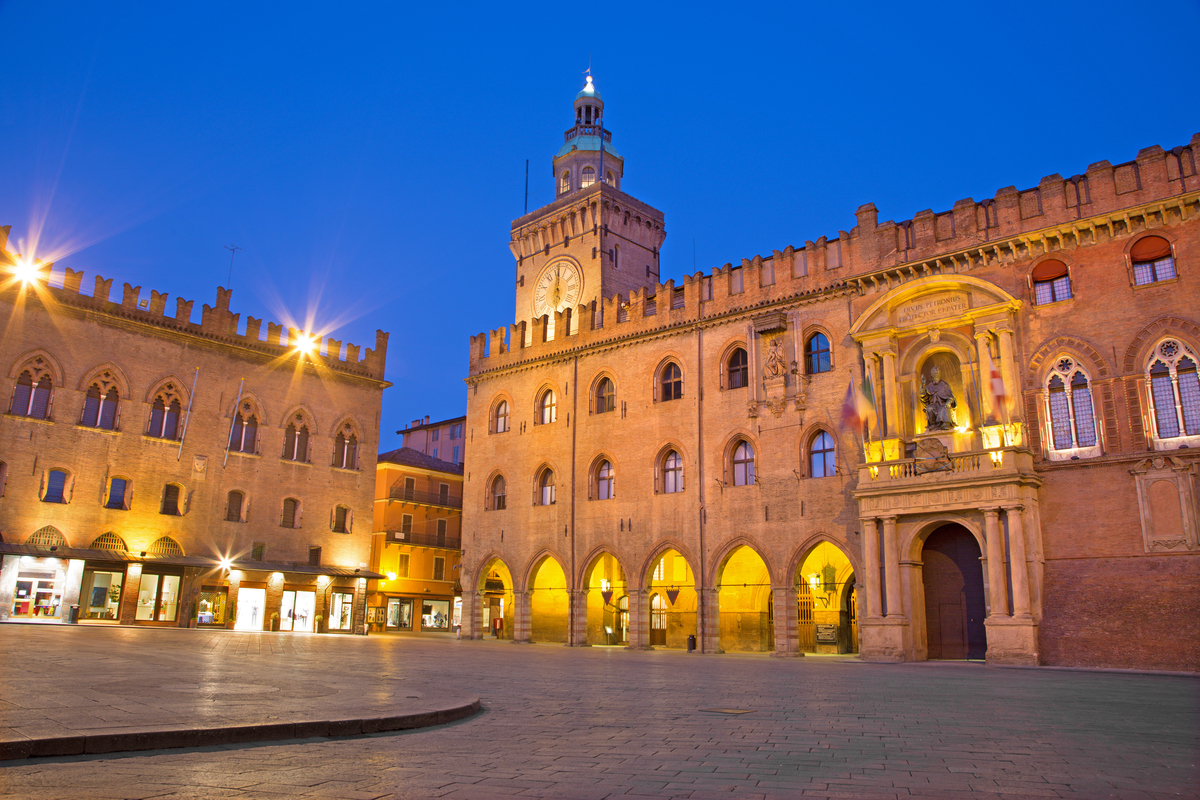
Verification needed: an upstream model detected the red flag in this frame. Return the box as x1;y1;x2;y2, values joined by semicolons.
987;349;1007;417
840;379;861;432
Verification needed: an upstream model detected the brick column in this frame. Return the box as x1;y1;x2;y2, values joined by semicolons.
628;589;648;649
569;589;588;645
772;585;799;655
1003;504;1032;618
860;517;883;619
462;590;480;639
513;589;532;643
702;587;721;653
881;515;903;618
983;507;1009;617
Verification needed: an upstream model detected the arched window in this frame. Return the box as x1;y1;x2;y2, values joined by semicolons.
1131;236;1176;285
1148;340;1200;440
605;170;615;186
538;468;556;506
559;171;571;196
226;490;245;522
148;396;182;440
727;348;748;389
28;526;67;548
82;385;120;430
42;469;69;503
106;477;129;510
595;378;615;413
805;333;832;374
281;498;300;528
596;460;614;500
160;484;183;516
283;420;310;462
493;399;510;433
147;536;183;557
229;407;257;453
537;389;557;424
11;371;53;419
732;441;755;486
1032;260;1071;304
660;362;683;401
809;431;837;478
662;450;682;494
491;475;507;510
1046;357;1098;452
332;505;350;533
333;426;358;469
581;166;596;188
91;532;128;552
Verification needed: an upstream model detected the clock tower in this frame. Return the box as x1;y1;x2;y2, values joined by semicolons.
509;75;666;339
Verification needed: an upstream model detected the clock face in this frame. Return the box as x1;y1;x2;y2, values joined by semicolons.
533;260;582;318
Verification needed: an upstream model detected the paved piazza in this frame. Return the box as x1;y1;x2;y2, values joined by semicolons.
0;626;1196;799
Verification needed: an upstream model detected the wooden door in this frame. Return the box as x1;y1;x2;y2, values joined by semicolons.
797;583;815;652
847;584;859;654
649;593;666;646
921;525;987;659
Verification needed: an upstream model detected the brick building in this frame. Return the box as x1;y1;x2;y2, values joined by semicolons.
459;77;1200;669
0;233;390;633
399;415;466;466
368;447;463;633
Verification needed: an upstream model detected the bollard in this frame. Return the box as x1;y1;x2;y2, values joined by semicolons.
68;605;80;624
687;634;696;652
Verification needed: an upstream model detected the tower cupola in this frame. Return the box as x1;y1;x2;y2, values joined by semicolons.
552;74;624;197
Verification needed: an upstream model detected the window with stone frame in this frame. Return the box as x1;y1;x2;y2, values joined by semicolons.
595;459;614;500
42;469;70;503
537;388;557;424
805;333;832;375
659;362;683;401
808;431;837;478
731;440;756;486
559;170;571;196
10;365;53;419
226;490;246;522
106;477;130;510
490;474;507;510
661;450;683;493
228;403;258;453
1147;339;1200;444
595;377;615;414
147;384;184;440
81;380;120;430
493;399;510;433
160;483;183;516
1044;357;1099;455
281;497;301;528
282;414;310;462
538;467;556;505
332;505;350;533
333;423;358;469
727;347;749;389
581;166;596;188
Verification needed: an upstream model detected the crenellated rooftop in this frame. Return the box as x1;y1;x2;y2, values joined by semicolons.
0;227;389;384
471;134;1200;377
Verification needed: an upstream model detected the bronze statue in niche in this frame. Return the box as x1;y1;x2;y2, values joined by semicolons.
919;365;957;431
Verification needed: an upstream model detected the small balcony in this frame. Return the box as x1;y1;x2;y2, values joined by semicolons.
857;446;1037;489
386;528;462;550
387;485;463;510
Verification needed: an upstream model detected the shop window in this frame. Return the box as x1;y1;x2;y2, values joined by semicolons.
537;388;557;424
661;450;683;493
135;573;181;622
197;587;227;626
806;333;832;374
731;441;756;486
595;377;615;413
82;385;120;430
332;505;350;533
493;399;510;433
809;431;837;478
226;490;245;522
308;546;322;567
538;468;556;505
727;347;748;389
160;483;183;516
82;568;124;620
1148;340;1200;443
91;532;128;551
106;477;129;510
282;498;301;528
491;475;507;510
148;396;182;440
11;371;53;419
228;410;257;453
1131;236;1176;285
397;553;410;578
433;557;446;581
1045;357;1098;455
147;536;183;557
1032;260;1072;304
333;428;358;468
595;459;614;500
43;469;69;503
660;362;683;401
330;591;353;630
282;421;310;462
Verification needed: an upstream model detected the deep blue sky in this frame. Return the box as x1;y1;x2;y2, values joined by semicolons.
2;1;1196;447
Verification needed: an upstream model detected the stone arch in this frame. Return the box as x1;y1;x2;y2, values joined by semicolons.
524;549;571;644
784;532;863;589
637;540;700;593
27;526;68;548
1123;228;1178;257
577;544;628;589
579;546;630;646
849;275;1020;339
278;404;319;436
711;538;775;653
7;348;64;385
75;361;131;397
1122;316;1200;375
521;547;572;593
709;535;775;586
1027;334;1112;386
143;375;191;407
900;513;985;562
90;532;129;552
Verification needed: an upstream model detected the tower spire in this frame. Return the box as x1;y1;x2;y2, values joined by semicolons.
552;75;624;198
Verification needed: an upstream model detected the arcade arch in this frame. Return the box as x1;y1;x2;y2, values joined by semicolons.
581;551;628;646
477;557;514;640
644;547;696;648
715;544;773;653
792;541;857;654
527;554;569;643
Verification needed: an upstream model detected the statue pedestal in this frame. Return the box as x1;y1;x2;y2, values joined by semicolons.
763;375;786;395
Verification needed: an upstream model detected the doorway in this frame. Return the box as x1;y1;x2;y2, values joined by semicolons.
234;587;266;630
921;524;987;659
649;593;667;646
281;590;316;632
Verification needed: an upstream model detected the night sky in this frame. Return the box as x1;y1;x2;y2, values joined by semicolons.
2;1;1196;446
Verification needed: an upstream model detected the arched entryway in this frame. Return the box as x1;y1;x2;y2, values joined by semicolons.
478;558;514;640
793;541;857;654
921;524;986;660
645;549;696;649
582;552;628;646
717;545;773;653
528;555;569;643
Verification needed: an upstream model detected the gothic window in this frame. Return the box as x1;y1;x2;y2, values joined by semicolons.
281;498;300;528
1148;340;1200;442
160;483;183;516
490;474;507;510
595;459;614;500
732;441;756;487
106;477;130;510
229;404;258;453
595;378;615;413
283;416;310;462
148;396;182;440
226;490;245;522
581;166;596;188
333;424;358;469
660;362;683;401
43;469;69;503
493;399;510;433
1045;357;1098;453
538;468;556;506
82;385;120;430
537;389;557;424
662;450;683;494
1032;260;1072;304
806;333;832;374
1131;236;1176;285
727;347;748;389
809;431;837;478
11;370;53;419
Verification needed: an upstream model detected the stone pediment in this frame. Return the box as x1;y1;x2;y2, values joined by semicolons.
850;276;1020;340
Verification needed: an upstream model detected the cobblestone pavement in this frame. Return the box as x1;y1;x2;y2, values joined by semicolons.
0;626;1196;800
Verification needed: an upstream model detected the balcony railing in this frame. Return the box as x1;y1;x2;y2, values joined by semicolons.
564;124;612;143
386;529;462;550
388;486;463;509
858;447;1034;485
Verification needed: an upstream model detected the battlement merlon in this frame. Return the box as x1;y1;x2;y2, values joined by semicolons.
0;243;392;384
509;182;666;261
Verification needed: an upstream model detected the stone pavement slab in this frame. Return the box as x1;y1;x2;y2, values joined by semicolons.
0;626;1196;799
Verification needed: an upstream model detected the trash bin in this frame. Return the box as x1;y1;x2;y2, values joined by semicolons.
687;634;696;653
67;605;80;624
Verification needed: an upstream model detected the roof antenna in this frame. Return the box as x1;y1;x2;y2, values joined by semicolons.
224;244;242;290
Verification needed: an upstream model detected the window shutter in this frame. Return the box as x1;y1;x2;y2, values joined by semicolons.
297;504;303;528
66;474;74;503
347;509;353;533
38;470;45;500
183;488;190;515
243;495;250;522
